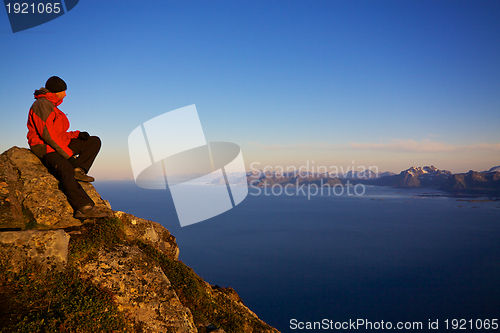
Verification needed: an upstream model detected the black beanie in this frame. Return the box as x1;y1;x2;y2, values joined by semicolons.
45;76;67;93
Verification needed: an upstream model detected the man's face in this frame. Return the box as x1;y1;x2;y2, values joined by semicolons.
55;90;67;100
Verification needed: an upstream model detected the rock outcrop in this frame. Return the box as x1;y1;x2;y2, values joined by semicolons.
0;147;279;333
0;229;69;273
80;245;197;333
0;146;111;230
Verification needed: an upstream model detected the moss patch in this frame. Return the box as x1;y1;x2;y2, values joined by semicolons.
68;217;126;264
137;241;273;333
22;206;37;230
0;263;129;333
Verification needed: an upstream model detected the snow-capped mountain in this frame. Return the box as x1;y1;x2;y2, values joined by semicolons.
368;166;452;188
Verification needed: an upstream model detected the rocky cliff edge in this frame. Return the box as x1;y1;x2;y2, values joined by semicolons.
0;147;279;333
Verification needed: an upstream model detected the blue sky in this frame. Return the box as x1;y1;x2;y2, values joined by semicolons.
1;0;499;179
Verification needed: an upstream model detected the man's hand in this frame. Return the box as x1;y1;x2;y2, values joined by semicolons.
78;132;90;141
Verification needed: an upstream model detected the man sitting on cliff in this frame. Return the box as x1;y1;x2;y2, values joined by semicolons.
27;76;107;219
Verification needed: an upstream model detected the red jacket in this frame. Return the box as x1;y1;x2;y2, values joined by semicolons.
27;88;80;159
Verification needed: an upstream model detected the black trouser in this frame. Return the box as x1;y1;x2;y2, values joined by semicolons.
43;136;101;210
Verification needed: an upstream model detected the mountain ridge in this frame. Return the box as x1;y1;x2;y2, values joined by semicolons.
232;165;500;194
440;169;500;195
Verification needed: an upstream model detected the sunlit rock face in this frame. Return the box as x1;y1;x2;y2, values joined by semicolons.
0;146;280;333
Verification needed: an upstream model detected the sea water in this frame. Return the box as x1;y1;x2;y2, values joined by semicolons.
94;181;500;332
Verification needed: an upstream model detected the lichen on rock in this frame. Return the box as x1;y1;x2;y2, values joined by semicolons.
0;229;69;273
80;245;197;333
114;210;180;260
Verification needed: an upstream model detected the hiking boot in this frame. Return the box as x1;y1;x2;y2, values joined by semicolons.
74;205;108;219
74;167;95;182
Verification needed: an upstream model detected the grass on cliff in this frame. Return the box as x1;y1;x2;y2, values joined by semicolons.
137;241;273;333
0;264;129;333
68;217;126;264
1;217;274;333
0;217;131;333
